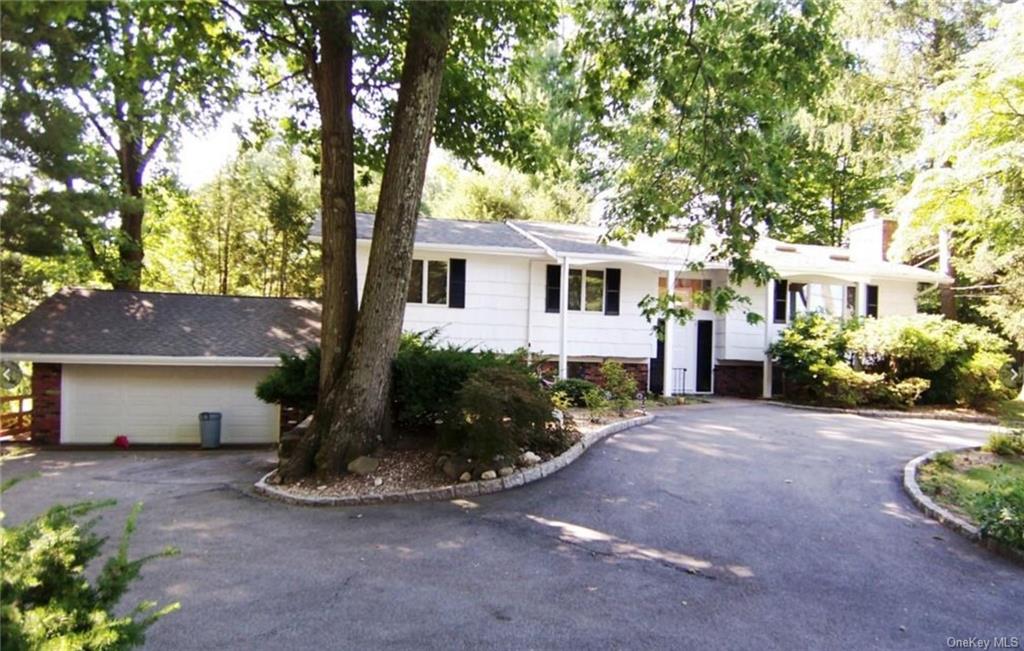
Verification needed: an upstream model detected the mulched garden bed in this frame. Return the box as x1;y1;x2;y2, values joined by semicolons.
267;410;636;500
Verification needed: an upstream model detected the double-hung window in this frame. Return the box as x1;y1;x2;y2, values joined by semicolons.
406;258;466;308
545;265;620;315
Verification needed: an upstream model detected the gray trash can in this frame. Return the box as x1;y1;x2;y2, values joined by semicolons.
199;412;222;448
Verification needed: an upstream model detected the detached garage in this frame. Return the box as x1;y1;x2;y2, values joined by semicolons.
1;288;320;446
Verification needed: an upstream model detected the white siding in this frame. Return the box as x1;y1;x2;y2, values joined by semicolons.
356;246;530;352
61;365;279;445
527;261;658;360
877;281;918;316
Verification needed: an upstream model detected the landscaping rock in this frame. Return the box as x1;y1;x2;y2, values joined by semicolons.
443;458;471;480
519;451;542;467
480;470;497;480
434;455;448;470
498;466;514;477
458;471;472;482
347;456;380;476
373;477;384;487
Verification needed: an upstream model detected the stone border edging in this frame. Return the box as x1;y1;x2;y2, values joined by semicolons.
254;414;656;507
764;400;998;424
903;446;1024;565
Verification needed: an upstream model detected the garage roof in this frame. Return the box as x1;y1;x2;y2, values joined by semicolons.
0;288;321;363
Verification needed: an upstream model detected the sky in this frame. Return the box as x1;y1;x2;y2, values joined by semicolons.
177;112;243;188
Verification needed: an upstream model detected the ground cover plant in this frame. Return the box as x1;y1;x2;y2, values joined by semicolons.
918;443;1024;552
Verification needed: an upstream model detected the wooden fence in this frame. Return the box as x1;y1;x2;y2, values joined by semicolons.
1;394;33;440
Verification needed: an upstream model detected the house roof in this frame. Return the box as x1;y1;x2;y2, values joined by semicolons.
0;288;320;363
310;211;542;252
309;212;945;282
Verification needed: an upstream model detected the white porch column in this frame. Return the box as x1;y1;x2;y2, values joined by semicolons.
856;281;868;317
662;269;676;397
762;280;774;398
558;257;569;379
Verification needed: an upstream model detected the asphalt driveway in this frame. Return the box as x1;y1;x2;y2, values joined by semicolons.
2;401;1020;650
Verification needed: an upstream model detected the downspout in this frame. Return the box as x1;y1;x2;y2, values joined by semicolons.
505;221;564;377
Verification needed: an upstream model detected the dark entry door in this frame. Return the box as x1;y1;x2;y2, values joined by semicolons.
649;319;665;394
696;320;713;392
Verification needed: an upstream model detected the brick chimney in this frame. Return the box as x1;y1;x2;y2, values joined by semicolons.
847;209;897;261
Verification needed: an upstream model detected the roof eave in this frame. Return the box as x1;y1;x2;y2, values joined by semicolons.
0;353;283;367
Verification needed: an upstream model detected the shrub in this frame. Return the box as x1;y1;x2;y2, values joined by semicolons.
774;313;1014;410
550;378;597;407
583;387;609;422
443;366;566;459
255;347;320;413
846;315;1014;407
984;430;1024;457
392;330;526;432
1;479;179;650
769;313;849;402
599;361;637;416
974;477;1024;551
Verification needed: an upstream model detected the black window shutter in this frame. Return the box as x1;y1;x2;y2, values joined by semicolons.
605;268;621;315
773;280;788;323
866;284;879;317
449;258;466;308
545;265;561;313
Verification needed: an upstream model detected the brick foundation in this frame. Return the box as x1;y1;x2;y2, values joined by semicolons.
538;359;649;393
713;362;763;398
31;363;61;444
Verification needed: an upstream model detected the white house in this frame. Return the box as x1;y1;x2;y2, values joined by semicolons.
311;212;945;397
1;213;947;445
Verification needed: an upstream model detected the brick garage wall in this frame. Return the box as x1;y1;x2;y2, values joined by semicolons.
713;362;763;398
31;363;61;444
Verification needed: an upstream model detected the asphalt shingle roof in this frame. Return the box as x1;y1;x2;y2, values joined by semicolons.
310;212;541;251
0;288;321;359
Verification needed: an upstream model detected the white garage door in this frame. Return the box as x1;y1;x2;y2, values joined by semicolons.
60;364;280;445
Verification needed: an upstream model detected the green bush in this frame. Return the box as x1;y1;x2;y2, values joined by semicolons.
846;315;1014;407
392;331;520;432
773;313;1014;410
583;387;610;422
255;347;320;413
984;430;1024;457
932;451;955;469
599;361;638;416
973;477;1024;551
549;378;597;407
443;366;566;458
1;479;179;650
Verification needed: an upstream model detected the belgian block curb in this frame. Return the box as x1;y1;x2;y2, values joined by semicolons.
765;400;998;424
254;414;656;507
902;446;1024;565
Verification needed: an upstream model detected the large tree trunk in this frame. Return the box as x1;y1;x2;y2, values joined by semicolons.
277;3;360;481
114;134;145;290
315;3;359;393
309;3;453;478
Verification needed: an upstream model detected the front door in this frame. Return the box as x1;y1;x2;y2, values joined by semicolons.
649;319;665;394
696;320;713;393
